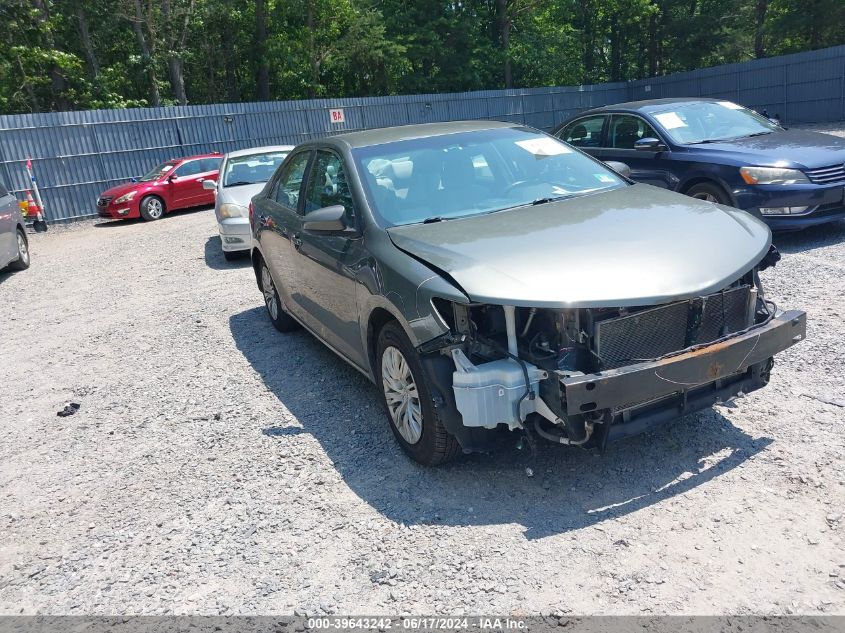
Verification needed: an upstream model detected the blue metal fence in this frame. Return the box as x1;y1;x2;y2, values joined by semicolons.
1;44;843;223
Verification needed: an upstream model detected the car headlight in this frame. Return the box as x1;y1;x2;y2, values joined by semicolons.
219;203;248;218
739;166;809;185
113;191;137;204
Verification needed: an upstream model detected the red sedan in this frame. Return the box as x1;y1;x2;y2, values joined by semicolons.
96;152;222;221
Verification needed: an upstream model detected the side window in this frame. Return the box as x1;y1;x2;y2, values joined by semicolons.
273;152;311;208
559;116;606;148
609;114;660;150
174;160;203;177
200;157;221;172
303;151;355;223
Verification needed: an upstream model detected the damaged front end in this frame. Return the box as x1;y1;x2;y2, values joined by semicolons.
418;249;806;451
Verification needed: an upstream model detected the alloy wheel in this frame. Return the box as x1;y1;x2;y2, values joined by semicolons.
17;232;29;265
381;346;423;444
261;265;279;321
147;198;163;219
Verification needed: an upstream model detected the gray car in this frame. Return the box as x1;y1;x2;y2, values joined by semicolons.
250;121;806;465
206;145;293;260
0;181;30;273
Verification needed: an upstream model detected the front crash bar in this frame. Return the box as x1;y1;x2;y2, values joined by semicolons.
560;310;806;417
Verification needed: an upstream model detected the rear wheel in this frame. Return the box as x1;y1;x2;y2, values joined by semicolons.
261;262;300;332
8;229;30;271
685;182;730;205
376;321;460;465
139;195;165;221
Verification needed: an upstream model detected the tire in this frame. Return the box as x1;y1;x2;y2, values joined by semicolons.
685;182;730;205
223;250;242;262
8;229;30;271
139;195;165;221
376;321;460;466
260;261;300;332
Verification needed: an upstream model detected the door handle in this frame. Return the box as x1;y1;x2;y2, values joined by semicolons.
292;234;302;249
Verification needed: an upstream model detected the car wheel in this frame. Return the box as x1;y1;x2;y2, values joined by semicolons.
8;229;30;271
139;195;165;221
685;182;730;205
260;262;300;332
376;321;460;466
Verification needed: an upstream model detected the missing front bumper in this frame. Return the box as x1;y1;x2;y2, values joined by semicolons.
560;310;806;418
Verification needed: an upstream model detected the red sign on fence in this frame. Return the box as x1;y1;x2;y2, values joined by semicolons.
329;108;345;124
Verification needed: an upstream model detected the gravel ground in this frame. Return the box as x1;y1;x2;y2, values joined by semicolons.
1;148;844;616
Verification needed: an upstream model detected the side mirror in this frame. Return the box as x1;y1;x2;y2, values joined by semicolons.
634;137;667;152
303;205;347;233
167;173;178;182
604;161;632;179
202;179;217;191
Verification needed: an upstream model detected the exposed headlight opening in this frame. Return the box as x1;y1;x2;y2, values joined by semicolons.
739;166;810;185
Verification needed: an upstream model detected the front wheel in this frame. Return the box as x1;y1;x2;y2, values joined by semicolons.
685;182;730;205
139;195;165;221
8;229;30;271
376;321;460;466
261;262;300;332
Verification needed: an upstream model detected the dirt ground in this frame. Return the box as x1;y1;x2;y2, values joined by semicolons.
0;197;843;615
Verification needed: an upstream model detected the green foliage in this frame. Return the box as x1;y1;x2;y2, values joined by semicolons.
0;0;842;114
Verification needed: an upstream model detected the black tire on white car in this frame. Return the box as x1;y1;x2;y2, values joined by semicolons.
8;228;30;271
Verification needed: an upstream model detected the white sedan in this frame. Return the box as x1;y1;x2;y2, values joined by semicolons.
206;145;293;261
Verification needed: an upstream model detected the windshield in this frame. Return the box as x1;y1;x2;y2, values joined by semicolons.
223;151;289;187
139;161;177;182
353;127;626;227
651;101;780;144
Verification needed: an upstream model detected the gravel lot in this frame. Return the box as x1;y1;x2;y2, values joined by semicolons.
1;153;844;616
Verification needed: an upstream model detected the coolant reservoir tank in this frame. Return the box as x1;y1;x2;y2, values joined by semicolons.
451;349;545;430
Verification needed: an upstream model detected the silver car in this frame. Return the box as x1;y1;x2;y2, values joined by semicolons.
206;145;293;261
0;181;30;272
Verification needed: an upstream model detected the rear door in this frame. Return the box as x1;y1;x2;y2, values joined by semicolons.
555;115;608;157
257;150;312;311
0;181;17;266
196;157;221;206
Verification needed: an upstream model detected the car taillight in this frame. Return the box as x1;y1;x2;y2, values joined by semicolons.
249;201;254;227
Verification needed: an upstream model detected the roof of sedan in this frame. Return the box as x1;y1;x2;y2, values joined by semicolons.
329;120;516;149
225;145;294;158
581;97;727;115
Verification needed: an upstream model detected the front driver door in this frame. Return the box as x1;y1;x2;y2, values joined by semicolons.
591;114;676;189
168;160;205;207
291;149;367;369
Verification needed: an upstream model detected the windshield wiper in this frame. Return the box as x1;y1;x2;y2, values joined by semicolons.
690;130;774;145
421;216;446;224
225;181;254;187
531;194;571;205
